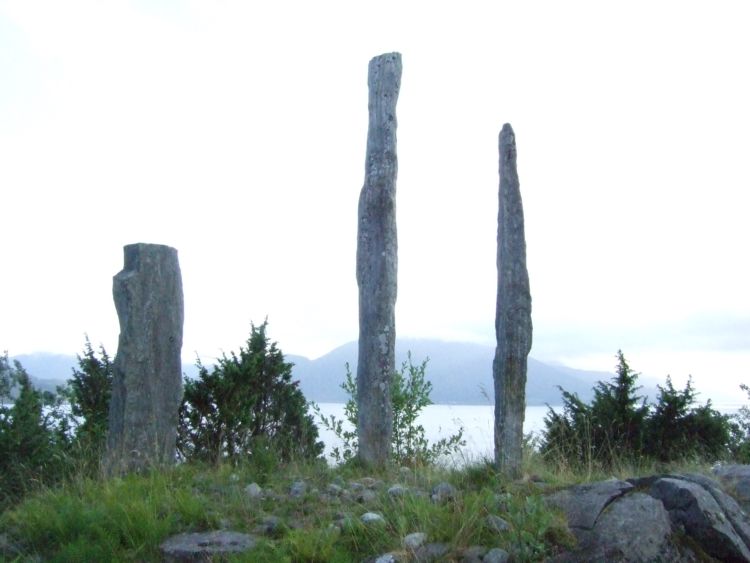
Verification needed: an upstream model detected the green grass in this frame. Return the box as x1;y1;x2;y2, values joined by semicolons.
0;450;715;562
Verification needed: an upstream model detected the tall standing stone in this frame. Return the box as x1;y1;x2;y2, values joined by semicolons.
105;243;184;475
356;52;401;467
493;124;532;478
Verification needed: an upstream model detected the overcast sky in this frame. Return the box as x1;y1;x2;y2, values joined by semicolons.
1;1;748;401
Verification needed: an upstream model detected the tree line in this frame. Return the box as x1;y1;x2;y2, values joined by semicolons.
0;322;322;510
541;350;750;470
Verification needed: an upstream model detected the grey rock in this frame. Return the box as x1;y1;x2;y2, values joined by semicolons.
356;52;402;468
486;514;511;533
714;464;750;512
403;531;427;550
358;477;382;489
327;483;344;496
372;554;401;563
459;545;486;562
105;243;184;475
483;547;510;563
333;511;354;530
678;472;750;549
493;123;532;478
361;512;386;525
388;484;408;497
545;479;633;530
245;482;262;498
590;492;676;562
650;477;750;561
354;489;378;503
252;515;282;537
413;542;450;561
494;492;512;512
431;481;457;503
160;531;255;562
289;480;307;498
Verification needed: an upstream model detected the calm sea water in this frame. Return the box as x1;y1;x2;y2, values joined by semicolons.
312;403;746;465
312;403;555;465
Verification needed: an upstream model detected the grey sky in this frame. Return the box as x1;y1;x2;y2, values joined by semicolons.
1;1;748;401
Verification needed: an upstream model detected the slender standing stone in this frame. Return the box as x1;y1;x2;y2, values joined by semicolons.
356;52;401;467
105;243;184;475
493;124;532;478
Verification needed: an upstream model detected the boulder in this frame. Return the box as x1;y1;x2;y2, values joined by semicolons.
715;464;750;512
650;477;750;561
545;479;633;530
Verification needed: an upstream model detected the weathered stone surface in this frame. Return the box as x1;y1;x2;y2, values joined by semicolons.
356;52;401;467
679;472;750;549
483;547;510;563
245;482;262;498
430;481;457;503
486;514;511;533
105;243;183;475
650;477;750;561
493;123;532;478
361;512;386;525
289;480;307;498
715;464;750;512
413;542;450;561
160;531;255;562
403;532;427;550
545;479;633;530
588;492;675;562
252;516;283;537
388;484;408;497
458;545;487;562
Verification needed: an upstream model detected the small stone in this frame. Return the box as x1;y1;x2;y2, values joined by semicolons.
483;547;510;563
289;480;307;498
403;532;427;550
327;483;344;496
414;542;449;561
486;514;511;533
245;483;262;498
355;489;378;503
431;482;457;503
161;531;256;561
494;492;511;511
459;545;486;562
373;554;399;563
388;484;408;497
361;512;386;525
252;516;282;537
333;512;354;530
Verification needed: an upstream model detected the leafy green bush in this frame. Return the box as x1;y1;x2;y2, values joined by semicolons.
644;375;732;461
314;353;465;466
541;350;734;469
56;338;114;468
177;321;323;464
0;353;66;507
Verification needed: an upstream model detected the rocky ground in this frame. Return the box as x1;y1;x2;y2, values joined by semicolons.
159;464;750;562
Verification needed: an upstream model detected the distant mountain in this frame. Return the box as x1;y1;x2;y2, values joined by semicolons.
10;353;78;395
288;339;638;406
11;341;657;406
